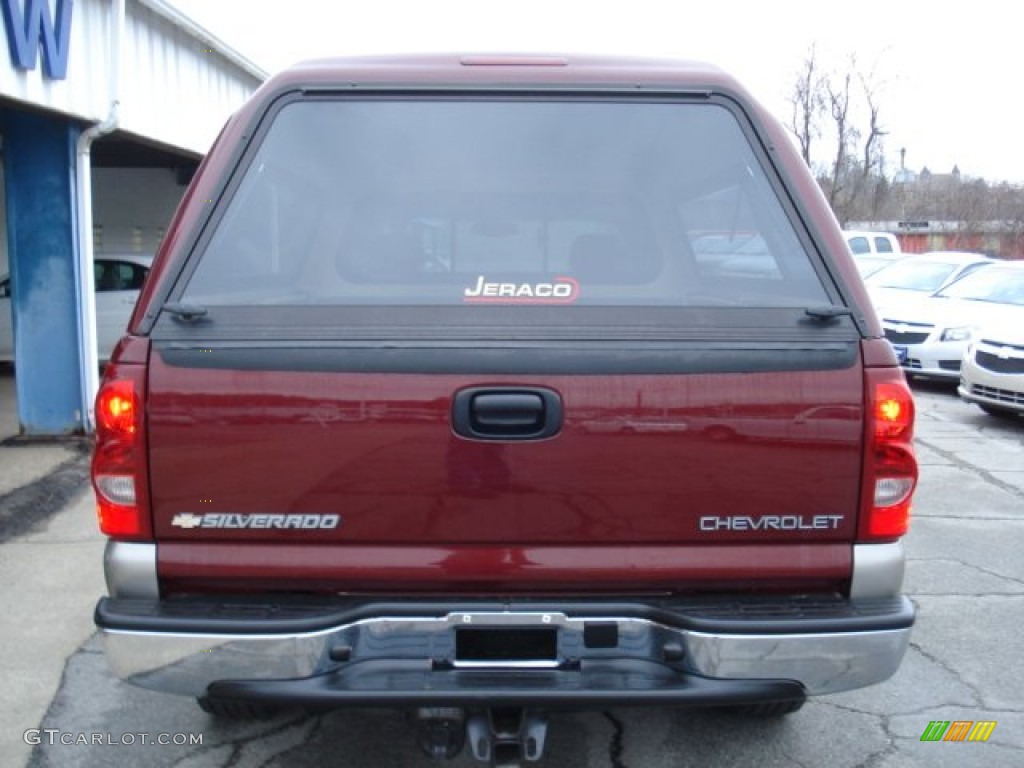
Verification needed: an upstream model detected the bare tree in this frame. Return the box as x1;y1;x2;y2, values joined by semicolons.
858;71;887;195
787;48;889;224
838;67;889;222
787;45;825;167
826;67;856;212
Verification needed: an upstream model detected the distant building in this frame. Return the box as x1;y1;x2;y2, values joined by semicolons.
915;165;961;189
892;148;917;185
893;164;962;189
892;167;917;184
846;220;1023;260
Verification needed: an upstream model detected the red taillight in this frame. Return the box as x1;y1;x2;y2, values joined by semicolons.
874;381;913;440
97;380;137;435
860;368;918;541
92;359;151;540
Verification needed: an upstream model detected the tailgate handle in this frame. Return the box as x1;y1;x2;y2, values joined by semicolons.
452;388;562;441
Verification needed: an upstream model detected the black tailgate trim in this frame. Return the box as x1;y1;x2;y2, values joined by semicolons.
154;342;858;375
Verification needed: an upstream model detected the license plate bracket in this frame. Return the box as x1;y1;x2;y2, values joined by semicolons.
455;627;558;665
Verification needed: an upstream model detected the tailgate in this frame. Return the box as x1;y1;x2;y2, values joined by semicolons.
145;342;864;593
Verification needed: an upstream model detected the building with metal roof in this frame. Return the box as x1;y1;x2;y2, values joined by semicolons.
1;0;265;433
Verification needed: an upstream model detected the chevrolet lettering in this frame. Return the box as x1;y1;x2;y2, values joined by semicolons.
699;515;845;532
91;54;919;765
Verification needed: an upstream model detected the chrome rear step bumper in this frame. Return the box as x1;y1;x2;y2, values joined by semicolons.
96;595;913;701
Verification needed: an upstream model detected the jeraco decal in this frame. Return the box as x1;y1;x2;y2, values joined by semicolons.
463;275;579;304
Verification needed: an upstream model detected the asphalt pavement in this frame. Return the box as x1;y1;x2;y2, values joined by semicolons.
0;366;100;768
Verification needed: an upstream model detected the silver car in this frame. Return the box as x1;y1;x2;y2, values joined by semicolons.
0;254;152;363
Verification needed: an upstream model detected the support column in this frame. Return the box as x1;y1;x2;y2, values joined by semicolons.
1;108;83;435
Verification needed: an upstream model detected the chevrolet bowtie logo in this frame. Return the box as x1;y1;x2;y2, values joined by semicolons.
171;513;204;529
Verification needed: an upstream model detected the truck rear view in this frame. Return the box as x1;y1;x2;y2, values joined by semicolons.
92;54;917;765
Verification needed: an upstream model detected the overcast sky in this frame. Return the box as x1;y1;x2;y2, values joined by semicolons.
169;0;1024;184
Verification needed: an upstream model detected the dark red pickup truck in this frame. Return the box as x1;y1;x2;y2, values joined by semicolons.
92;54;918;764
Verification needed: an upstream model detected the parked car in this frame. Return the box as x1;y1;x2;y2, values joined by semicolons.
959;324;1024;418
865;251;994;313
844;230;901;257
0;254;152;363
880;260;1024;380
843;230;904;279
691;232;779;279
852;252;907;279
689;404;862;445
91;54;918;763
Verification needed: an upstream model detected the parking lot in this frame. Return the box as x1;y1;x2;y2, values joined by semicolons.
3;376;1022;768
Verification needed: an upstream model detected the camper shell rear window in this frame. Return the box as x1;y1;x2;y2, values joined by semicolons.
180;95;829;316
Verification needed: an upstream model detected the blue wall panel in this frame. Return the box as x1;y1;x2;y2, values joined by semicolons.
2;107;82;434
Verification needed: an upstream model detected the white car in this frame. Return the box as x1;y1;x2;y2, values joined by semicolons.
880;260;1024;381
0;254;152;363
959;326;1024;418
865;251;994;314
853;252;906;279
844;230;905;278
844;230;901;257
